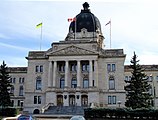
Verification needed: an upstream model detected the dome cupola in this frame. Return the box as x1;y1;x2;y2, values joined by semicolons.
65;2;104;48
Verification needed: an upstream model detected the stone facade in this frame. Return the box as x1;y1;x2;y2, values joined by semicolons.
6;2;158;114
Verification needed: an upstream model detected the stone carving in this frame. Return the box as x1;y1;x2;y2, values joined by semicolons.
49;45;97;56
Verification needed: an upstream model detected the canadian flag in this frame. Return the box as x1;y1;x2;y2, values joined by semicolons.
68;17;76;22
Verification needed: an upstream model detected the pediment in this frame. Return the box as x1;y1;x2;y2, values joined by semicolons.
47;45;98;56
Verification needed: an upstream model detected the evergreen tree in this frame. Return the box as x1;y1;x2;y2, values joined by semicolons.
125;52;152;109
0;61;12;109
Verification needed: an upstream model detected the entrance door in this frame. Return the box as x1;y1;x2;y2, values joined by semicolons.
81;95;88;107
69;95;75;106
57;95;63;106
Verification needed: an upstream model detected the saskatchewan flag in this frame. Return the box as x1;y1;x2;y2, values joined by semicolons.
36;22;42;28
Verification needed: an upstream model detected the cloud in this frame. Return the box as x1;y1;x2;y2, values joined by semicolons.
0;42;29;51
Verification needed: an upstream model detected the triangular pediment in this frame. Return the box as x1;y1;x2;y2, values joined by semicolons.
47;45;98;56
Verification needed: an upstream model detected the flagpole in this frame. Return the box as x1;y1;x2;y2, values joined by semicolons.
110;19;111;48
40;24;42;51
75;18;76;40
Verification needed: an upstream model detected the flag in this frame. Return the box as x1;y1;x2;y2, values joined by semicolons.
67;17;76;22
105;20;111;26
36;22;42;28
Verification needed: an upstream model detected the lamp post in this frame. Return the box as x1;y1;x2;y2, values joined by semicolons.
20;100;23;111
150;74;156;109
117;101;122;108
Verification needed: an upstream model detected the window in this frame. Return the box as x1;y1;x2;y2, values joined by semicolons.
109;76;115;90
82;63;89;72
156;76;158;81
125;76;128;81
18;100;21;106
107;64;116;72
19;77;24;83
34;96;37;104
59;64;65;72
10;78;16;83
60;78;65;89
71;78;77;88
34;96;41;104
108;96;116;104
10;86;14;95
107;64;111;72
36;65;43;72
19;86;24;96
38;96;41;104
70;63;77;72
92;80;95;87
36;76;42;90
112;64;116;71
83;78;89;88
11;100;14;107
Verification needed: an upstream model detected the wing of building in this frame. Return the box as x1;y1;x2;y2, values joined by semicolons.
8;2;158;114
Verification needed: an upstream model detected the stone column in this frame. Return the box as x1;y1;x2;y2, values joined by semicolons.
53;61;57;87
48;61;53;87
89;60;93;87
77;60;81;88
94;60;98;87
65;60;69;87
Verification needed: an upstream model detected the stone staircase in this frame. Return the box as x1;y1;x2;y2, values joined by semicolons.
44;106;86;115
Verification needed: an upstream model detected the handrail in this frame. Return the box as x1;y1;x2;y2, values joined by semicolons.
41;103;54;113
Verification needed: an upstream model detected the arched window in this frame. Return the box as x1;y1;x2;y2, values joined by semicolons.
109;75;115;90
36;76;42;90
71;78;77;88
19;86;24;96
60;78;65;89
83;78;89;88
33;109;40;114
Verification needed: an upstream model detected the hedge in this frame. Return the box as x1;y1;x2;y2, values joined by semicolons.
84;108;158;119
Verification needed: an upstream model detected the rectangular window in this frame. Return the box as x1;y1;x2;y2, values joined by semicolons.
125;76;128;81
83;79;89;88
59;64;65;72
109;79;115;90
112;96;116;104
108;96;116;104
36;65;43;72
36;66;39;72
107;64;111;72
70;64;77;72
92;80;95;87
13;78;16;83
34;96;37;104
40;65;43;72
19;77;24;83
38;96;41;104
18;100;21;106
107;64;116;72
112;64;116;71
34;96;42;104
82;63;89;72
108;96;112;104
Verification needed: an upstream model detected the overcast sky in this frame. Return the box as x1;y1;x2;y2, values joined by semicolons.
0;0;158;67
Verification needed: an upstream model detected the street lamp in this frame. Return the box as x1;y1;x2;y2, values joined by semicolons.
20;100;23;111
117;101;122;108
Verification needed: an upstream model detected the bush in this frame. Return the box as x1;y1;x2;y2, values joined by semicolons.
0;108;16;117
84;108;158;119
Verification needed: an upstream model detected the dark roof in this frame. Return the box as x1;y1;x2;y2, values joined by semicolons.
8;67;27;73
69;2;101;33
125;65;158;72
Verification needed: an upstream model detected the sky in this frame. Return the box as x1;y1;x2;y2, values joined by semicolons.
0;0;158;67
